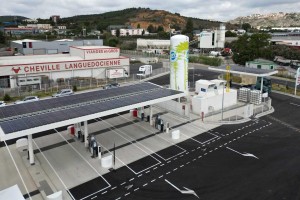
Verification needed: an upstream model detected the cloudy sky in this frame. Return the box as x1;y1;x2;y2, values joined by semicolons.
1;0;300;21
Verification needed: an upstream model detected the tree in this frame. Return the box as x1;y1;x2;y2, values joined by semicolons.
137;23;141;28
157;26;164;32
116;29;120;37
225;30;237;37
231;33;271;65
184;18;193;34
108;38;119;47
0;31;5;44
147;24;155;33
242;23;251;32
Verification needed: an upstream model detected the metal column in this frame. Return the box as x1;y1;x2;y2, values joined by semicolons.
84;120;88;147
28;134;34;165
260;76;264;94
150;105;153;126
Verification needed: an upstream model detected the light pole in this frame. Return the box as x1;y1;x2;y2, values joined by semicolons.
221;83;225;121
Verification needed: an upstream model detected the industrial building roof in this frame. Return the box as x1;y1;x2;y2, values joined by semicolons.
0;82;185;141
209;65;278;77
0;54;83;66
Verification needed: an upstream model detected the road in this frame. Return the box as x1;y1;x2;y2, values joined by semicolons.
67;91;300;200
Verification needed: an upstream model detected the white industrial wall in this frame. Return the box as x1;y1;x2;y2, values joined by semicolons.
199;32;214;49
192;89;237;115
70;47;85;59
156;100;188;117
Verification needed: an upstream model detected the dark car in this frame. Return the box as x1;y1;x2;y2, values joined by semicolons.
103;83;120;89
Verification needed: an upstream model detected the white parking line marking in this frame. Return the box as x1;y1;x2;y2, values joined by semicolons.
138;174;143;177
111;186;117;190
151;179;156;183
159;175;164;179
173;168;178;171
115;197;121;200
124;192;130;196
167;161;171;164
166;171;171;175
180;165;184;168
145;171;150;174
198;156;202;158
186;161;191;164
134;188;140;192
101;191;107;194
143;183;148;187
129;178;134;182
160;164;165;166
91;196;97;199
153;167;157;170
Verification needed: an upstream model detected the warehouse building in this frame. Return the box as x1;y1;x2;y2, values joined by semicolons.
10;39;103;55
199;24;226;49
0;46;129;88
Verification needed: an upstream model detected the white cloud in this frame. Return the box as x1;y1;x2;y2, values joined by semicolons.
0;0;300;21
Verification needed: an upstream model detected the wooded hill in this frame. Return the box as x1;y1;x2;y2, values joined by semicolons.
61;7;237;32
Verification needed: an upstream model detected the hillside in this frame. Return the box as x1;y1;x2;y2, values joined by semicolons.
228;12;300;28
62;8;235;32
0;15;28;23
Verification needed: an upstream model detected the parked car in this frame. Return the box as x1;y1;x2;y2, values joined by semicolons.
52;89;73;97
103;83;120;89
130;57;137;61
15;96;40;104
0;101;6;107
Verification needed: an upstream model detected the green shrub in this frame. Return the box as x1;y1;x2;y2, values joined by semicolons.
73;85;77;92
3;94;11;101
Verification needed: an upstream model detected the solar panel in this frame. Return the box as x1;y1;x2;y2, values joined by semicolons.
0;83;184;134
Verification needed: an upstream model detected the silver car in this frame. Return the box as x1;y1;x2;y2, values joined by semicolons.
52;89;73;97
0;101;6;107
15;96;40;104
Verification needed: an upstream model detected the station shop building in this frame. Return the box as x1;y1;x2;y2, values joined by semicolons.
0;46;130;88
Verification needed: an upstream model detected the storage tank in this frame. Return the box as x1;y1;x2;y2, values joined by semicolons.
170;35;189;93
218;23;226;48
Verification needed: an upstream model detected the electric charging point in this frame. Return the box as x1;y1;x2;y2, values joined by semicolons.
166;122;170;133
98;146;102;159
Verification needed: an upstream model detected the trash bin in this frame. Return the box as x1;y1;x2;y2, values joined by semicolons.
141;113;144;121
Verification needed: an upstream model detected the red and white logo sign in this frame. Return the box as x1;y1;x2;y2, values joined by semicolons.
12;67;21;74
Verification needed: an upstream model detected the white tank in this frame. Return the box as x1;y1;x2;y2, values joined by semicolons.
170;35;189;93
218;23;226;48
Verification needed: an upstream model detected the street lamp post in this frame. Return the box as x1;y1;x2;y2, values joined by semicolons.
221;83;225;121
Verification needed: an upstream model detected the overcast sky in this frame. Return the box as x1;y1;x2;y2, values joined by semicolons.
1;0;300;21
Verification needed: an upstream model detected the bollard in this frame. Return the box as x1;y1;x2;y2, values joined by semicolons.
166;122;169;133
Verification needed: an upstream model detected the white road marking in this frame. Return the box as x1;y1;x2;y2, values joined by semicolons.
159;175;164;179
129;178;135;182
153;167;157;170
165;179;200;199
120;182;126;186
145;171;150;174
167;161;171;163
101;191;107;195
198;156;202;158
138;174;143;177
166;171;171;174
134;188;140;192
186;161;190;164
151;179;156;182
91;196;97;199
173;168;178;171
124;192;130;196
180;165;184;168
143;183;148;187
111;186;117;190
226;147;259;159
115;197;121;200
